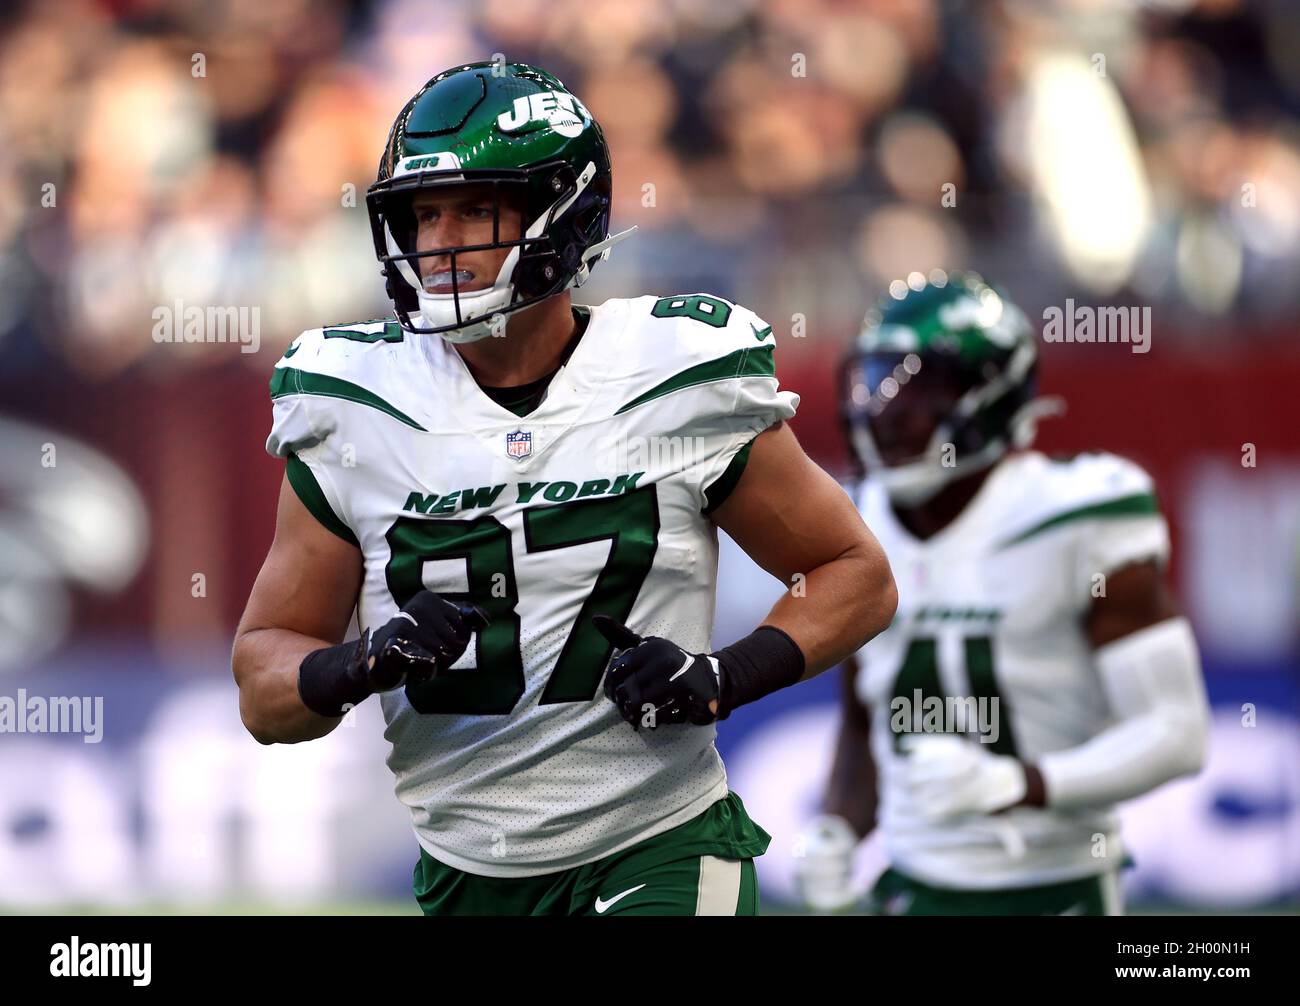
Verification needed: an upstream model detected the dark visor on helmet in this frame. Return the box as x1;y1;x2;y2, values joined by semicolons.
844;352;981;419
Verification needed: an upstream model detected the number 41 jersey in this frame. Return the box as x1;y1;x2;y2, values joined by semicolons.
853;451;1170;889
265;294;796;877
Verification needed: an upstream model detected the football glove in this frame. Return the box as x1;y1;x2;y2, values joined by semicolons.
793;814;862;913
298;590;489;717
365;591;490;691
898;734;1027;821
592;615;720;729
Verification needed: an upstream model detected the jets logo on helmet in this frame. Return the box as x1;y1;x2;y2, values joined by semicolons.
365;62;635;343
396;152;463;176
840;270;1058;505
496;91;592;138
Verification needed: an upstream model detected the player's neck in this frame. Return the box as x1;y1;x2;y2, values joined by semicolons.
453;292;577;388
891;464;996;540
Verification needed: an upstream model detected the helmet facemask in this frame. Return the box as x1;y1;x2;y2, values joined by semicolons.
843;343;1037;506
367;159;615;343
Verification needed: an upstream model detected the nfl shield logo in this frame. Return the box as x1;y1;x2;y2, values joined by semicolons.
505;430;532;460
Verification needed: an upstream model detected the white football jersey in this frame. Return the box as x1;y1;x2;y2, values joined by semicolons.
853;450;1170;889
266;294;796;877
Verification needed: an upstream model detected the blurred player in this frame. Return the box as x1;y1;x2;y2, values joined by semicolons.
795;271;1209;916
231;62;897;916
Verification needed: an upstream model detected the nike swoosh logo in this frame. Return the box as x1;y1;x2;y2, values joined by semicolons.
595;884;646;914
668;653;694;681
750;323;773;342
283;341;301;358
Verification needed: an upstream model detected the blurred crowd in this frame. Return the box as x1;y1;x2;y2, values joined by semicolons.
0;0;1297;380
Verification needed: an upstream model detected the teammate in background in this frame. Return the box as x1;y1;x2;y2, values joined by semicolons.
796;272;1209;916
231;62;897;916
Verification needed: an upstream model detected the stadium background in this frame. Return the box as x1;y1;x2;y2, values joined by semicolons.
0;0;1296;913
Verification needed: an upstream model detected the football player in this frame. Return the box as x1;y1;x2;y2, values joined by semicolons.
231;62;898;916
795;271;1210;916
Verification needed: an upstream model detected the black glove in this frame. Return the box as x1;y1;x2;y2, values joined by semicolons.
298;591;489;717
592;615;720;730
364;590;491;691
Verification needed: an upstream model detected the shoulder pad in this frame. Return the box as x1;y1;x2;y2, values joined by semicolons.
1000;451;1161;547
266;319;425;457
273;319;405;377
610;293;784;417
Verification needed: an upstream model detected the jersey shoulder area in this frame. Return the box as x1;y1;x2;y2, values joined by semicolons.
266;317;423;458
601;292;778;376
995;449;1163;547
272;317;409;384
591;293;796;425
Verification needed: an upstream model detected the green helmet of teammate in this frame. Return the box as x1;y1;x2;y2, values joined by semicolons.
366;62;633;343
840;271;1044;504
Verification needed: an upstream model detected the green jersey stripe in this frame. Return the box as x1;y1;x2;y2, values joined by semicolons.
702;437;756;515
614;345;775;415
285;454;359;547
323;320;404;343
999;491;1159;548
270;366;427;431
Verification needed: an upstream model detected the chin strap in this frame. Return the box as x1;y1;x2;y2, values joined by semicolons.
570;226;637;288
1009;395;1067;449
874;392;1068;505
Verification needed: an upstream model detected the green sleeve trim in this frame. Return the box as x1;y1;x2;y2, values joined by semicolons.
702;438;757;515
323;320;404;343
285;454;359;547
614;345;775;415
999;491;1159;548
270;367;427;432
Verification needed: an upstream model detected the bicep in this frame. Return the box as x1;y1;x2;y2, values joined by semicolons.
711;422;885;584
236;473;364;645
1084;559;1180;650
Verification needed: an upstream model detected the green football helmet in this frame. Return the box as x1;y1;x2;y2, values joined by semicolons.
841;271;1047;504
366;61;634;342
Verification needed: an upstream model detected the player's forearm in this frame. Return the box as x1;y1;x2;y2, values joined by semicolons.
825;732;877;838
761;541;898;676
1038;618;1209;808
232;627;346;745
1036;708;1207;809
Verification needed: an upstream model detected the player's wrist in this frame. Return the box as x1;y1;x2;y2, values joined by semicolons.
1015;762;1047;808
711;625;806;719
298;633;375;718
